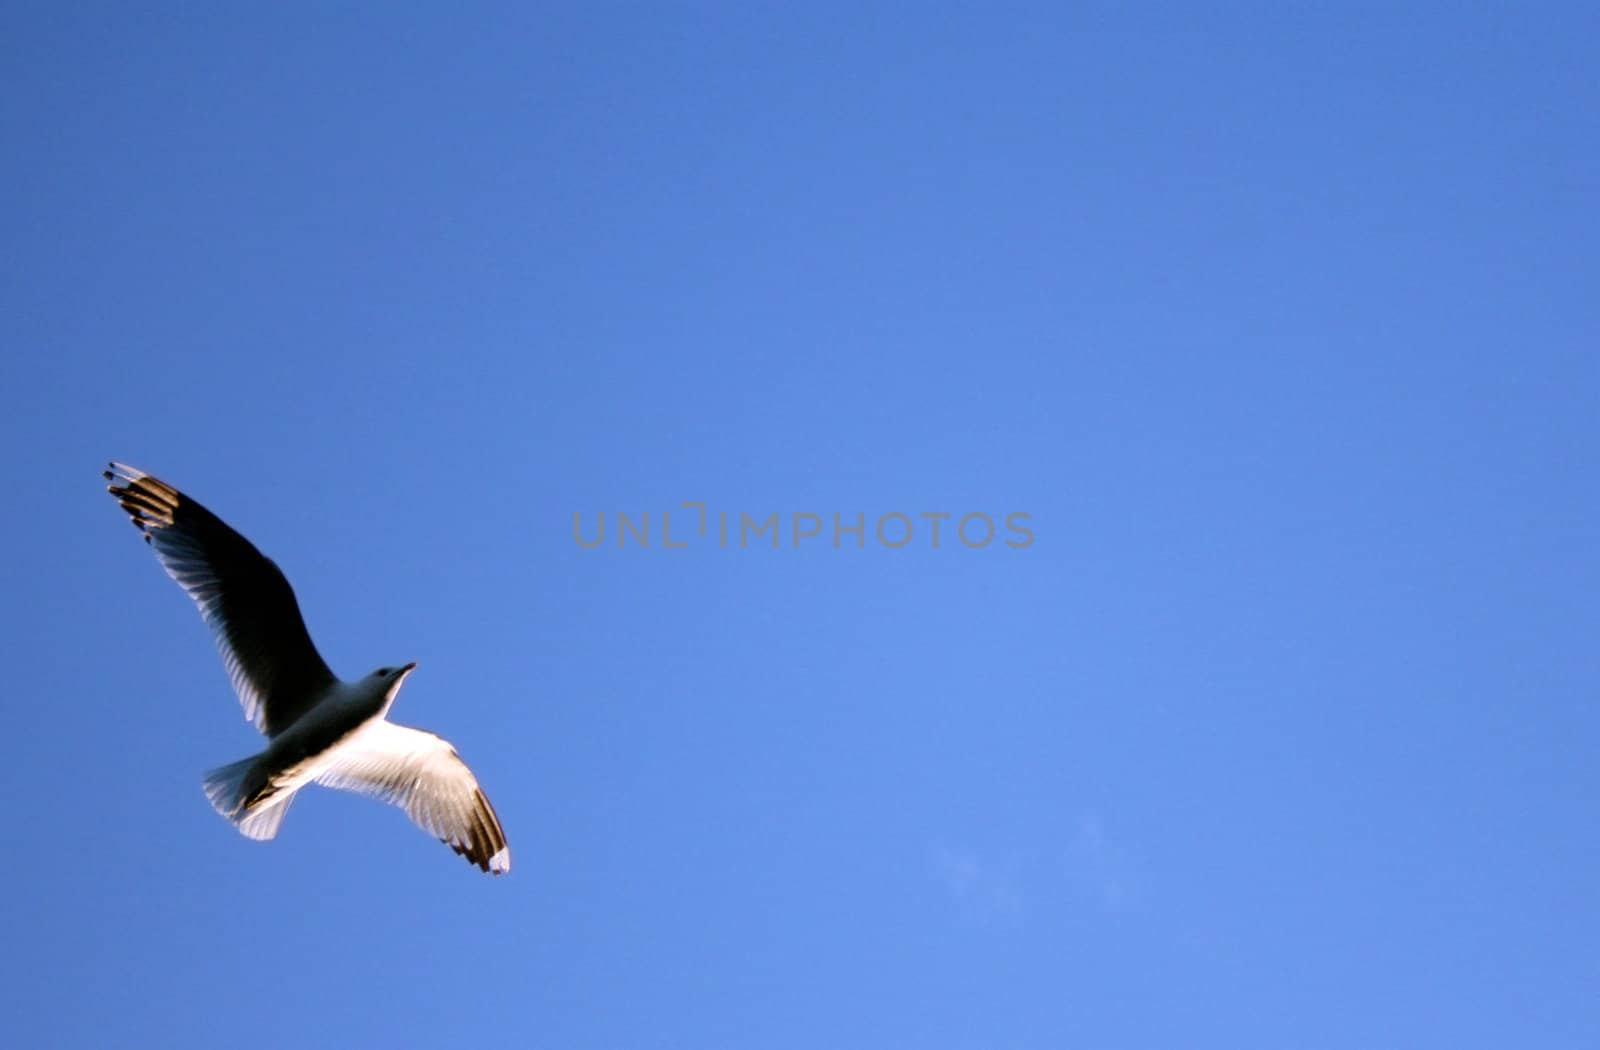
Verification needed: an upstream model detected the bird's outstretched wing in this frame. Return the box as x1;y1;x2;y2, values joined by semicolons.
315;720;511;875
104;462;337;736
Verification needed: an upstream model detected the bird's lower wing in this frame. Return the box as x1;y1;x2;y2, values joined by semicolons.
315;720;510;875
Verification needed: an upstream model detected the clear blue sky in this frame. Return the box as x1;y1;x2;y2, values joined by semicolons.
3;5;1596;1047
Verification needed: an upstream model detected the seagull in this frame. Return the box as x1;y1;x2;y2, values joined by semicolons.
104;462;510;875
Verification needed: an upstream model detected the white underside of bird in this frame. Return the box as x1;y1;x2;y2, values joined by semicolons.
201;673;511;876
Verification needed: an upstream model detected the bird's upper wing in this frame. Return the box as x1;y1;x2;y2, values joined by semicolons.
105;462;337;736
315;719;511;875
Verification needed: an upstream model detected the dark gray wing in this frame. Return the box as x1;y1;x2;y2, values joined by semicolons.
105;462;337;736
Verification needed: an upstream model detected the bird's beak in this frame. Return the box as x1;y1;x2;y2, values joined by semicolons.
399;661;418;678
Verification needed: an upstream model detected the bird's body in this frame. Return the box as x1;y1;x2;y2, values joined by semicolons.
104;462;510;875
202;671;400;836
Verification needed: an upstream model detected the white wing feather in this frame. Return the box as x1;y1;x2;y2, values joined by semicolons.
316;720;510;874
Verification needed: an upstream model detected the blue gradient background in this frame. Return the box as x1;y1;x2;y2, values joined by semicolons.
3;5;1596;1048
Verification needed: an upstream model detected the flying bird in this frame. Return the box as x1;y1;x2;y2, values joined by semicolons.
103;462;510;875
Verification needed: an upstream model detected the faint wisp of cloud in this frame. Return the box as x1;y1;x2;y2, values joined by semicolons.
1067;812;1142;910
932;814;1144;928
933;842;1026;928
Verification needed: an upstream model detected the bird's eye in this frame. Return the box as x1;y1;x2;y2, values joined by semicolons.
375;667;391;677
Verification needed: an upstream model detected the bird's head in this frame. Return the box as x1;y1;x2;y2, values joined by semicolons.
371;661;418;698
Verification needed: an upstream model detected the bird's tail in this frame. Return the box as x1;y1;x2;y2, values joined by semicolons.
202;755;298;841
